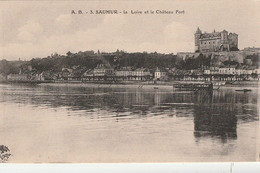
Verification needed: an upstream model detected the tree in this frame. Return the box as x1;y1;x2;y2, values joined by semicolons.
66;51;72;57
0;145;11;162
251;73;258;79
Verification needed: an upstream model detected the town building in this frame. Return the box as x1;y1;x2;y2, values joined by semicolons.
80;64;115;81
130;68;151;81
35;73;45;81
203;66;258;78
7;74;28;81
115;67;133;78
203;67;220;75
115;67;151;81
203;69;211;75
0;73;6;81
209;67;220;75
218;67;236;75
93;64;114;77
154;67;167;80
82;69;94;77
61;68;73;80
195;27;238;53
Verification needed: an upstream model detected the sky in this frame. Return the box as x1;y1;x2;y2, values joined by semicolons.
0;0;260;60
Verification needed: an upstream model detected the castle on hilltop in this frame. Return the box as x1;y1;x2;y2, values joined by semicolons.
195;27;238;53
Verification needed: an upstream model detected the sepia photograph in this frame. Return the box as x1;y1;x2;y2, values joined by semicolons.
0;0;259;163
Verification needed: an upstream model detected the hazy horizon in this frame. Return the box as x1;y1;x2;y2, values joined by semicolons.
0;0;260;61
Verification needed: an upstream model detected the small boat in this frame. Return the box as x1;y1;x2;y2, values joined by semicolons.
154;87;159;89
235;89;252;92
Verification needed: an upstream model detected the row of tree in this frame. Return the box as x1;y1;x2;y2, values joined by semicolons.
0;50;258;75
0;60;24;75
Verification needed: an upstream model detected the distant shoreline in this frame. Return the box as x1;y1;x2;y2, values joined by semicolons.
0;80;259;87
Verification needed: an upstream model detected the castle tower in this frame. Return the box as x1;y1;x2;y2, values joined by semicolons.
220;30;228;44
220;30;229;51
194;27;202;52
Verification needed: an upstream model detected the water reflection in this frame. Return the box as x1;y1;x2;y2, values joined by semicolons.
0;84;258;144
193;93;238;143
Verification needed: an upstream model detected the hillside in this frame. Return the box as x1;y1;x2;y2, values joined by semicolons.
0;49;259;75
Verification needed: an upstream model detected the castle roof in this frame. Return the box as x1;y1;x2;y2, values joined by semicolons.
155;67;166;72
197;28;238;39
195;27;202;34
200;32;221;39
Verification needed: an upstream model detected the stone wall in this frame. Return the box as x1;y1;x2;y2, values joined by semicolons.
177;49;259;64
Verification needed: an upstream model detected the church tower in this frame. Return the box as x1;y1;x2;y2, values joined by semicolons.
195;27;202;52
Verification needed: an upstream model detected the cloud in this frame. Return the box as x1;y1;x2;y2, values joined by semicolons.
1;16;195;60
1;0;260;60
164;21;193;42
1;42;36;60
17;21;43;42
161;22;194;52
55;14;72;26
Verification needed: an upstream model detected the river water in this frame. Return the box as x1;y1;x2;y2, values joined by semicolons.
0;83;259;162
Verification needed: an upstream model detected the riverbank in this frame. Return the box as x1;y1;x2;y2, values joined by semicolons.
37;80;259;90
39;82;174;89
224;80;259;87
1;79;259;88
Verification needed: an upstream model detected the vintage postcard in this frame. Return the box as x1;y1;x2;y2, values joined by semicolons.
0;0;259;163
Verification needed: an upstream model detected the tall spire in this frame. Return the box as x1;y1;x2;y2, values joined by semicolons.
196;27;202;34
